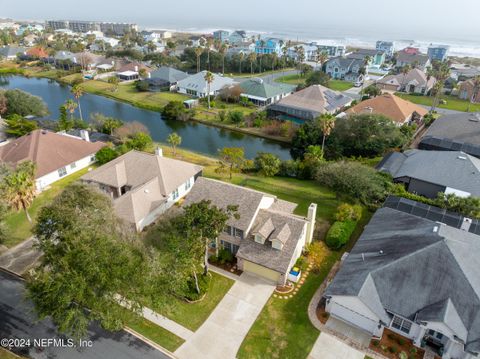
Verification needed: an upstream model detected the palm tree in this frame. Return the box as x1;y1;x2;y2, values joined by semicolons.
360;55;372;95
1;161;36;223
238;52;245;74
206;38;213;71
71;85;84;122
425;66;435;95
204;71;214;109
248;52;257;74
167;132;182;156
195;46;203;73
65;99;77;118
430;62;450;112
318;114;336;158
317;50;329;70
470;76;480;104
400;65;411;92
219;44;228;75
147;41;156;53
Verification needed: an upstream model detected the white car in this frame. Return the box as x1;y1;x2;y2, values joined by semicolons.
354;81;363;87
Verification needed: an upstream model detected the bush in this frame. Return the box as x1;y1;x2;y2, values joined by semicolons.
135;80;150;92
228;110;244;126
218;110;226;122
389;346;397;354
294;256;307;271
325;220;357;249
95;146;119;165
387;333;396;340
278;160;300;178
183;274;211;301
254;152;281;177
399;352;408;359
372;339;380;347
334;203;362;222
217;249;234;264
162;101;187;121
397;337;406;346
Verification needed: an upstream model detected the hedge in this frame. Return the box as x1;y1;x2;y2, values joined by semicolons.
325;220;358;249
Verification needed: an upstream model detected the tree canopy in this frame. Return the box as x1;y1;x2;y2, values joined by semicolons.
2;89;48;117
4;114;38;137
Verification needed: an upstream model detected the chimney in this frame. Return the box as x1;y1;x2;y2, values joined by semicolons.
148;72;151;79
155;147;163;157
80;129;90;142
306;203;317;244
134;65;139;72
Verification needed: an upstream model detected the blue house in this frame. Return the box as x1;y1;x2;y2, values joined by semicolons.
228;30;247;44
428;45;449;62
376;41;395;58
255;38;283;55
213;30;230;43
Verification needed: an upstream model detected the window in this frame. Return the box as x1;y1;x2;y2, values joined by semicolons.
70;162;77;170
220;240;239;255
172;189;179;200
391;315;412;334
255;234;265;244
58;167;67;177
185;178;191;190
90;155;96;162
224;225;232;235
234;228;243;239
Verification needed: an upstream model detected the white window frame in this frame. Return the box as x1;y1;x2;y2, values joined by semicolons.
391;315;412;334
58;167;67;177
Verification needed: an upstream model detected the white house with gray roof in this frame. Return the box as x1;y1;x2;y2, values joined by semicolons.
81;149;203;231
177;71;235;98
325;199;480;359
183;177;317;285
378;150;480;199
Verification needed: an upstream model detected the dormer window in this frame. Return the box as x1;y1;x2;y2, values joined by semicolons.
272;239;283;250
255;234;266;244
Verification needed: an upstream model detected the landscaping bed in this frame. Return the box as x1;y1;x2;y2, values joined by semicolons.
369;328;424;359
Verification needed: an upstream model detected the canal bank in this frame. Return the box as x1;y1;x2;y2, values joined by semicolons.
0;75;292;159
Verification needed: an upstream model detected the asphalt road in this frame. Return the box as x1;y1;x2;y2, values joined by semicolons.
0;270;171;359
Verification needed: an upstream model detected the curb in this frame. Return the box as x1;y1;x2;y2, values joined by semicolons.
124;327;178;359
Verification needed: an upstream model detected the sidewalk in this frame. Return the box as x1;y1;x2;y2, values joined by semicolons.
0;237;41;275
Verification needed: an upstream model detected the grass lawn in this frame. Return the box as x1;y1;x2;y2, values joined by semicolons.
121;308;185;352
144;271;234;331
395;93;480;112
0;348;22;359
226;68;296;79
276;74;305;85
327;80;353;91
3;166;94;248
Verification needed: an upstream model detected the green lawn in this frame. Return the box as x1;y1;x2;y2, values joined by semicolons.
327;80;353;92
122;308;185;352
395;93;480;112
0;348;21;359
276;74;305;85
146;271;234;331
226;68;296;79
3;166;93;248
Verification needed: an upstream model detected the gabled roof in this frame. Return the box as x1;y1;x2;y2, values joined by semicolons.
377;68;435;88
81;150;202;225
377;150;480;196
270;85;352;115
177;71;235;94
26;46;49;58
327;56;364;69
326;205;480;353
346;93;428;123
0;45;26;57
149;66;188;83
422;112;480;147
396;50;429;66
239;78;294;99
0;130;105;178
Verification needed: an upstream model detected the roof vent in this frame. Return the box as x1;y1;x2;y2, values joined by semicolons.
379;250;384;255
144;189;150;194
457;156;467;160
433;226;439;232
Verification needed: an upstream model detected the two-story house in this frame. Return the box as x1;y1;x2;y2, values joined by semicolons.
183;177;317;285
213;30;230;43
228;30;247;45
325;56;364;82
376;41;395;58
255;38;283;55
347;49;386;68
81;149;203;231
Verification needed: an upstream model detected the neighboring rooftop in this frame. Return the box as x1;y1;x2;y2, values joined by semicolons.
377;68;435;89
239;78;295;99
148;66;189;84
0;129;105;178
346;93;427;123
177;71;235;94
377;150;480;197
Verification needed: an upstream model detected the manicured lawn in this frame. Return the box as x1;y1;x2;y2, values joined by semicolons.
276;74;305;85
3;166;94;248
226;68;296;78
327;80;353;91
144;271;234;331
122;308;185;352
395;93;480;112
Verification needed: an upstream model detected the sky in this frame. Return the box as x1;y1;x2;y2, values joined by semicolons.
1;0;479;43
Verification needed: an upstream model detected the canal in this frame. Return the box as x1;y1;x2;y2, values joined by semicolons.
0;76;292;159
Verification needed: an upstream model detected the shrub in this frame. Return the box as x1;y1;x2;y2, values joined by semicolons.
410;347;418;354
183;273;211;301
217;249;234;264
162;101;187;121
228;110;244;126
278;160;300;178
387;333;396;340
372;339;380;347
307;241;330;273
397;337;406;346
294;256;307;271
135;80;150;92
389;346;397;354
254;152;281;177
218;110;226;122
334;203;362;222
95;146;119;165
325;220;357;249
399;351;408;359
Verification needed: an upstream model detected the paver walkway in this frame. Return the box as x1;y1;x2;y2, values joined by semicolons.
174;272;275;359
0;238;41;275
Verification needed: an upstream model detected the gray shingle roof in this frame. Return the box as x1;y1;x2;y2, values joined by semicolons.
422;112;480;147
239;78;295;99
378;149;480;197
177;71;235;94
149;66;188;83
0;45;26;57
325;206;480;352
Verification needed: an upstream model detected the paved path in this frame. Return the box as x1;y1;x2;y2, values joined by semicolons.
209;265;241;281
141;306;194;341
308;332;365;359
174;273;275;359
0;238;41;275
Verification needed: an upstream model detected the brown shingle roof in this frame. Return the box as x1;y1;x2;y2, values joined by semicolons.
346;93;428;124
0;130;105;178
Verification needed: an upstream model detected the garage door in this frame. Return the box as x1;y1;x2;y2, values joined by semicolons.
243;261;280;283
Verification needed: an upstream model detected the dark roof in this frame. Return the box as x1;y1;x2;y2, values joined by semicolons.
422;112;480;147
148;66;188;84
239;78;294;99
0;269;168;359
396;51;429;66
325;204;480;352
377;150;480;197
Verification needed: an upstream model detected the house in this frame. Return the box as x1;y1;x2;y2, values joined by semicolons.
325;56;364;82
0;129;105;192
395;49;431;71
376;41;395;58
268;85;353;122
146;66;189;90
317;44;345;57
213;30;229;43
419;112;480;158
450;64;480;81
377;150;480;198
376;68;436;94
81;149;203;232
182;177;317;285
22;34;38;46
190;35;207;47
228;30;247;45
324;196;480;359
226;42;255;57
116;62;151;80
117;70;139;81
0;45;26;60
428;45;449;62
177;71;235;98
458;79;480;102
347;49;386;67
255;38;283;55
239;78;295;106
287;43;319;62
23;46;49;59
345;93;428;126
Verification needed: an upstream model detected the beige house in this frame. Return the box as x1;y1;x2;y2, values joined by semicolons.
82;149;203;231
183;177;317;285
458;79;480;103
376;68;436;94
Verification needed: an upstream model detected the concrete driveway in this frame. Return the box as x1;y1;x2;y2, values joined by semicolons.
174;272;275;359
308;332;365;359
0;238;41;275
